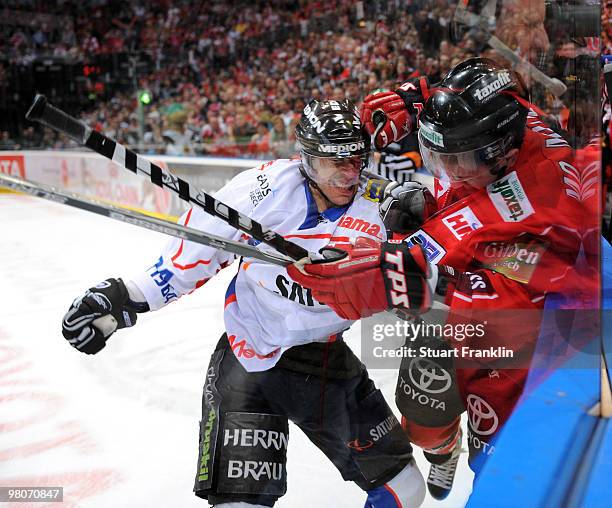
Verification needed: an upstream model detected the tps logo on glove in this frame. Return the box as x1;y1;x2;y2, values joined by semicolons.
383;250;410;309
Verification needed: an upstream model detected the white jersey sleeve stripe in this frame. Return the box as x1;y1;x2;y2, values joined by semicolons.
170;241;213;270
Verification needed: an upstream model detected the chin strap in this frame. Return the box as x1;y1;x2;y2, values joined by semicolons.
487;132;520;180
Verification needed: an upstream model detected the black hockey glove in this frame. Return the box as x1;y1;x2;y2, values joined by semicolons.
62;278;146;354
379;181;437;236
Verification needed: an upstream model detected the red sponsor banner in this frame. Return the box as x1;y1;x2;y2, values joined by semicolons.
0;155;25;178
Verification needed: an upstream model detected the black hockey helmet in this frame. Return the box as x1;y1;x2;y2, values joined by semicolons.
418;57;528;186
295;99;370;189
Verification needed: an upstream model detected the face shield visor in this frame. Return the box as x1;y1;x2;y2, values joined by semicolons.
301;153;370;188
418;129;509;186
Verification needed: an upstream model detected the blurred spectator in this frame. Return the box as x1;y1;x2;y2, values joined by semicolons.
270;116;287;142
248;121;271;154
496;0;550;64
0;131;16;150
0;0;597;157
162;110;195;155
21;127;41;149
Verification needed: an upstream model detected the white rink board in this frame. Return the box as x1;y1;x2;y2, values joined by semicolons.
0;151;264;218
0;193;472;507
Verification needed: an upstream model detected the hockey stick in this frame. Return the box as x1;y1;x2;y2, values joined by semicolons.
452;5;567;97
0;173;292;267
25;94;311;262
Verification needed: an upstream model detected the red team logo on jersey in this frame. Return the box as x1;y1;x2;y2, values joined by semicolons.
441;206;483;240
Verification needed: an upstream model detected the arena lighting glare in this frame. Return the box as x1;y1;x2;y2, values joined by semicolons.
138;90;152;105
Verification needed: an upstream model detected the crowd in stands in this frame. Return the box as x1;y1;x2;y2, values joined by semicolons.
603;1;612;56
0;0;475;157
0;0;600;157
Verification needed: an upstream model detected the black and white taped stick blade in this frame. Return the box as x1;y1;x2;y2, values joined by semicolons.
0;173;292;267
25;94;48;122
26;94;90;144
24;95;309;261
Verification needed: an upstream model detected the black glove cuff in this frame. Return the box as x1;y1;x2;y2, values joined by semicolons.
394;76;435;133
126;299;150;313
92;278;140;329
394;76;431;110
435;265;460;297
380;242;428;313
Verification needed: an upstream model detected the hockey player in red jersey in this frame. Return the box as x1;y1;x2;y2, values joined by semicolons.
288;58;599;500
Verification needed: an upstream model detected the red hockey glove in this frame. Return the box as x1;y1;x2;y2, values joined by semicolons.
287;238;435;320
361;91;412;149
361;77;430;149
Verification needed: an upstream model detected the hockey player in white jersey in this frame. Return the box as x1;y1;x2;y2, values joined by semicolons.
61;100;425;507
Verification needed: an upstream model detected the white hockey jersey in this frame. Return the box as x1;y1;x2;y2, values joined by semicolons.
131;159;387;371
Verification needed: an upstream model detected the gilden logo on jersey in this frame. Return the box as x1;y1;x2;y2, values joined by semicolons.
337;216;381;238
441;206;483;240
476;238;548;284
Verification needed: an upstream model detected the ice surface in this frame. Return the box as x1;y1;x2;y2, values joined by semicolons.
0;194;473;507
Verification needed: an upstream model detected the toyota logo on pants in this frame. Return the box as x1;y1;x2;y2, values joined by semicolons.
467;394;499;436
408;357;452;394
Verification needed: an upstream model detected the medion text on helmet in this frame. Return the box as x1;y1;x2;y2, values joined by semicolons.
303;104;325;133
317;141;366;154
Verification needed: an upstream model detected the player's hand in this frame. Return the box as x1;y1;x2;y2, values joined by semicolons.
286;238;435;320
379;181;437;235
62;278;140;354
361;91;412;149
